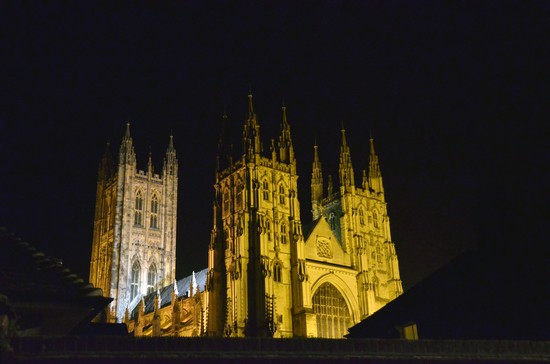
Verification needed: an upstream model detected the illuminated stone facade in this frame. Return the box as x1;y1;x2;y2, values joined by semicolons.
89;124;178;322
207;94;403;338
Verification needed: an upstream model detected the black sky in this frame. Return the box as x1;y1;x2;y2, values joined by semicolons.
1;1;548;290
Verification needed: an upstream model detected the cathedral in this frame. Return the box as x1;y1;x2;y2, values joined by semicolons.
90;94;403;338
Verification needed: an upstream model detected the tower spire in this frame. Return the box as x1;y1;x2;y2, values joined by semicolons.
368;137;384;196
311;140;324;220
338;127;355;189
119;122;136;165
163;133;178;177
242;92;261;158
278;101;295;163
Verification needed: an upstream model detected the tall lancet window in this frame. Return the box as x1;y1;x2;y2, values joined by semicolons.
235;183;243;210
147;263;156;294
150;194;159;229
134;190;143;226
313;282;352;338
358;208;365;225
280;223;287;244
273;262;282;283
262;180;270;201
278;184;286;205
373;210;379;229
130;261;141;300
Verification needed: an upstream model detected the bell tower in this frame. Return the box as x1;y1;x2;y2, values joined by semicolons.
89;124;178;322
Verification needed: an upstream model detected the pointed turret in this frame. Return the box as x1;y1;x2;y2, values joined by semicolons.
368;137;384;196
119;122;136;165
163;132;178;177
278;102;295;163
311;141;323;219
242;93;262;158
147;149;154;175
338;127;355;189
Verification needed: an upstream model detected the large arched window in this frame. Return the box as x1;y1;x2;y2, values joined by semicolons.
313;282;352;338
150;194;159;229
130;261;141;300
134;190;143;226
147;263;156;294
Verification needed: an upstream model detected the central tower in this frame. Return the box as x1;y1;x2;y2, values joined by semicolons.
207;94;310;337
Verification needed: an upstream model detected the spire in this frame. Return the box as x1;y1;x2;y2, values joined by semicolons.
368;137;384;196
242;93;261;158
124;121;131;140
163;132;178;177
119;122;136;165
338;127;355;188
278;102;295;163
147;148;153;175
311;140;324;220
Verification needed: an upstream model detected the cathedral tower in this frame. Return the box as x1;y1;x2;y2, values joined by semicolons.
310;131;403;322
89;124;178;322
207;94;310;337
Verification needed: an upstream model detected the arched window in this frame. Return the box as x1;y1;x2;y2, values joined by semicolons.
150;194;159;229
262;180;270;201
313;282;352;338
373;210;379;228
130;261;141;300
235;183;243;209
280;223;287;244
134;191;143;226
358;208;365;225
223;188;230;214
278;184;285;205
147;263;156;294
273;262;282;283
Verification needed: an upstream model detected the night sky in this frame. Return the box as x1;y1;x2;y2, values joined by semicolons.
1;2;548;291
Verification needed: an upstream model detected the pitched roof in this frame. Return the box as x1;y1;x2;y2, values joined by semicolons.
347;249;549;340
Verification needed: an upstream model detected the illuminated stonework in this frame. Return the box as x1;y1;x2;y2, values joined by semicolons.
207;94;403;338
89;124;178;322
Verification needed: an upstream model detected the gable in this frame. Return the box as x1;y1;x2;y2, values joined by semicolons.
304;216;350;266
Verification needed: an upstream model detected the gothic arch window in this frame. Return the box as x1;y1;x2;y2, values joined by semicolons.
262;180;270;201
278;184;286;205
328;212;337;231
150;194;159;229
280;223;287;244
312;282;352;338
134;190;144;226
358;207;365;225
223;188;230;215
235;183;243;209
130;260;141;300
147;263;157;294
273;262;282;283
373;209;379;229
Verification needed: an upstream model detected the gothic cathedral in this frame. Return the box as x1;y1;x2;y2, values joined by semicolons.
207;94;403;338
89;124;178;322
